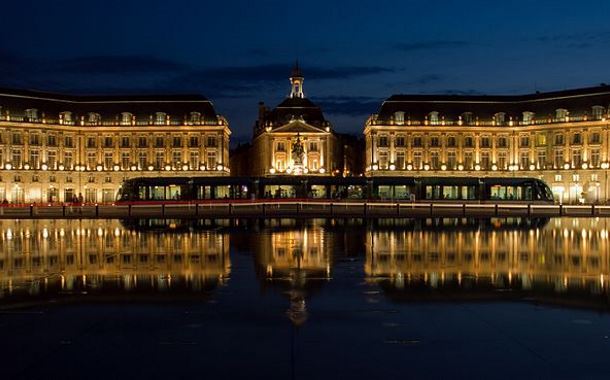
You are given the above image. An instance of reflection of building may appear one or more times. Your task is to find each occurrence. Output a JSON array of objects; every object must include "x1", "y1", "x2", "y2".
[
  {"x1": 0, "y1": 219, "x2": 230, "y2": 300},
  {"x1": 0, "y1": 90, "x2": 230, "y2": 203},
  {"x1": 365, "y1": 86, "x2": 610, "y2": 203},
  {"x1": 249, "y1": 64, "x2": 343, "y2": 177},
  {"x1": 365, "y1": 218, "x2": 610, "y2": 296}
]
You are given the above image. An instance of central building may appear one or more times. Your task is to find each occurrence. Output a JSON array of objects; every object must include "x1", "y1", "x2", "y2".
[{"x1": 250, "y1": 64, "x2": 339, "y2": 176}]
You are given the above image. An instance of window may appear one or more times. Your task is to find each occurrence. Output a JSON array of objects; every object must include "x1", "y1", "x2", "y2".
[
  {"x1": 572, "y1": 150, "x2": 582, "y2": 167},
  {"x1": 554, "y1": 149, "x2": 564, "y2": 168},
  {"x1": 379, "y1": 151, "x2": 389, "y2": 169},
  {"x1": 536, "y1": 134, "x2": 547, "y2": 146},
  {"x1": 47, "y1": 134, "x2": 57, "y2": 147},
  {"x1": 590, "y1": 132, "x2": 601, "y2": 144},
  {"x1": 190, "y1": 112, "x2": 201, "y2": 124},
  {"x1": 592, "y1": 174, "x2": 599, "y2": 182},
  {"x1": 429, "y1": 111, "x2": 439, "y2": 125},
  {"x1": 592, "y1": 106, "x2": 605, "y2": 120},
  {"x1": 121, "y1": 137, "x2": 130, "y2": 148},
  {"x1": 413, "y1": 152, "x2": 422, "y2": 169},
  {"x1": 276, "y1": 142, "x2": 286, "y2": 152},
  {"x1": 29, "y1": 134, "x2": 40, "y2": 146},
  {"x1": 480, "y1": 136, "x2": 490, "y2": 148},
  {"x1": 396, "y1": 152, "x2": 405, "y2": 169},
  {"x1": 555, "y1": 174, "x2": 562, "y2": 182},
  {"x1": 120, "y1": 112, "x2": 133, "y2": 125},
  {"x1": 430, "y1": 152, "x2": 440, "y2": 169},
  {"x1": 87, "y1": 137, "x2": 96, "y2": 148},
  {"x1": 591, "y1": 149, "x2": 601, "y2": 167},
  {"x1": 121, "y1": 152, "x2": 130, "y2": 169},
  {"x1": 64, "y1": 152, "x2": 73, "y2": 169},
  {"x1": 497, "y1": 152, "x2": 507, "y2": 170},
  {"x1": 537, "y1": 151, "x2": 546, "y2": 169},
  {"x1": 496, "y1": 136, "x2": 507, "y2": 148},
  {"x1": 172, "y1": 136, "x2": 182, "y2": 148},
  {"x1": 64, "y1": 136, "x2": 74, "y2": 148},
  {"x1": 155, "y1": 112, "x2": 167, "y2": 125},
  {"x1": 394, "y1": 111, "x2": 405, "y2": 125},
  {"x1": 447, "y1": 152, "x2": 457, "y2": 169},
  {"x1": 412, "y1": 136, "x2": 422, "y2": 147},
  {"x1": 309, "y1": 141, "x2": 318, "y2": 151},
  {"x1": 155, "y1": 152, "x2": 165, "y2": 168},
  {"x1": 29, "y1": 150, "x2": 40, "y2": 169},
  {"x1": 104, "y1": 136, "x2": 114, "y2": 148},
  {"x1": 395, "y1": 136, "x2": 406, "y2": 147},
  {"x1": 104, "y1": 153, "x2": 113, "y2": 169},
  {"x1": 47, "y1": 151, "x2": 57, "y2": 169},
  {"x1": 572, "y1": 174, "x2": 580, "y2": 182},
  {"x1": 519, "y1": 136, "x2": 529, "y2": 148},
  {"x1": 378, "y1": 136, "x2": 388, "y2": 147},
  {"x1": 494, "y1": 112, "x2": 506, "y2": 125},
  {"x1": 430, "y1": 136, "x2": 440, "y2": 147},
  {"x1": 188, "y1": 136, "x2": 199, "y2": 148},
  {"x1": 87, "y1": 152, "x2": 96, "y2": 169},
  {"x1": 481, "y1": 152, "x2": 490, "y2": 169},
  {"x1": 155, "y1": 136, "x2": 165, "y2": 148},
  {"x1": 172, "y1": 151, "x2": 181, "y2": 166},
  {"x1": 464, "y1": 136, "x2": 474, "y2": 148},
  {"x1": 572, "y1": 133, "x2": 582, "y2": 145},
  {"x1": 11, "y1": 149, "x2": 21, "y2": 168},
  {"x1": 12, "y1": 133, "x2": 22, "y2": 145},
  {"x1": 138, "y1": 152, "x2": 147, "y2": 169},
  {"x1": 206, "y1": 136, "x2": 217, "y2": 147},
  {"x1": 25, "y1": 108, "x2": 38, "y2": 122},
  {"x1": 60, "y1": 111, "x2": 72, "y2": 124},
  {"x1": 207, "y1": 151, "x2": 216, "y2": 169},
  {"x1": 447, "y1": 136, "x2": 456, "y2": 147},
  {"x1": 520, "y1": 152, "x2": 529, "y2": 169},
  {"x1": 464, "y1": 152, "x2": 473, "y2": 169},
  {"x1": 189, "y1": 151, "x2": 199, "y2": 169},
  {"x1": 139, "y1": 137, "x2": 148, "y2": 148},
  {"x1": 88, "y1": 112, "x2": 101, "y2": 124},
  {"x1": 555, "y1": 108, "x2": 568, "y2": 120},
  {"x1": 522, "y1": 111, "x2": 535, "y2": 125},
  {"x1": 554, "y1": 134, "x2": 564, "y2": 145}
]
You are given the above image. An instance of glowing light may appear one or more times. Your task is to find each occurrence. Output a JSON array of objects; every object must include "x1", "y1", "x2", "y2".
[
  {"x1": 216, "y1": 164, "x2": 223, "y2": 171},
  {"x1": 58, "y1": 164, "x2": 65, "y2": 171},
  {"x1": 164, "y1": 165, "x2": 171, "y2": 171},
  {"x1": 563, "y1": 163, "x2": 571, "y2": 170},
  {"x1": 303, "y1": 168, "x2": 309, "y2": 174},
  {"x1": 199, "y1": 165, "x2": 206, "y2": 171},
  {"x1": 130, "y1": 165, "x2": 138, "y2": 171},
  {"x1": 406, "y1": 164, "x2": 413, "y2": 171},
  {"x1": 269, "y1": 168, "x2": 276, "y2": 174},
  {"x1": 529, "y1": 164, "x2": 536, "y2": 171},
  {"x1": 286, "y1": 167, "x2": 293, "y2": 174},
  {"x1": 491, "y1": 164, "x2": 498, "y2": 171},
  {"x1": 96, "y1": 165, "x2": 103, "y2": 171},
  {"x1": 457, "y1": 164, "x2": 464, "y2": 171},
  {"x1": 182, "y1": 164, "x2": 189, "y2": 171},
  {"x1": 319, "y1": 168, "x2": 326, "y2": 174},
  {"x1": 423, "y1": 164, "x2": 430, "y2": 171},
  {"x1": 582, "y1": 163, "x2": 589, "y2": 169},
  {"x1": 389, "y1": 164, "x2": 396, "y2": 170},
  {"x1": 148, "y1": 165, "x2": 155, "y2": 171},
  {"x1": 474, "y1": 164, "x2": 481, "y2": 171},
  {"x1": 113, "y1": 165, "x2": 120, "y2": 171},
  {"x1": 23, "y1": 163, "x2": 30, "y2": 170},
  {"x1": 440, "y1": 164, "x2": 447, "y2": 171},
  {"x1": 372, "y1": 164, "x2": 379, "y2": 171},
  {"x1": 41, "y1": 164, "x2": 48, "y2": 171}
]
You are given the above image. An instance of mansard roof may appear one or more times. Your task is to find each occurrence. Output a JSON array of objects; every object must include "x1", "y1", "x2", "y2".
[
  {"x1": 268, "y1": 97, "x2": 327, "y2": 127},
  {"x1": 376, "y1": 85, "x2": 610, "y2": 122},
  {"x1": 0, "y1": 88, "x2": 221, "y2": 123}
]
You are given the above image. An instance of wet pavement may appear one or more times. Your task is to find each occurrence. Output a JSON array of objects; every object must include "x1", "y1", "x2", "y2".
[{"x1": 1, "y1": 217, "x2": 610, "y2": 379}]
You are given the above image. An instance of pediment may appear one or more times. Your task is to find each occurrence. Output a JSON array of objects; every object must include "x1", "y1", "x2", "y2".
[{"x1": 272, "y1": 120, "x2": 328, "y2": 134}]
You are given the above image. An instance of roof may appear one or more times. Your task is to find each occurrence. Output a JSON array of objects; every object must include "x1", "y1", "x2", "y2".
[
  {"x1": 0, "y1": 87, "x2": 220, "y2": 123},
  {"x1": 267, "y1": 97, "x2": 327, "y2": 127},
  {"x1": 376, "y1": 85, "x2": 610, "y2": 122}
]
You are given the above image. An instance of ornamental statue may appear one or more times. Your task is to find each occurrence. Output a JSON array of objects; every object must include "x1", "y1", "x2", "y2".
[{"x1": 291, "y1": 135, "x2": 305, "y2": 166}]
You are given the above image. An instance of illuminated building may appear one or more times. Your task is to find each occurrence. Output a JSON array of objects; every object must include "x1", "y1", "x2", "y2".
[
  {"x1": 249, "y1": 64, "x2": 342, "y2": 176},
  {"x1": 364, "y1": 86, "x2": 610, "y2": 203},
  {"x1": 0, "y1": 89, "x2": 230, "y2": 203}
]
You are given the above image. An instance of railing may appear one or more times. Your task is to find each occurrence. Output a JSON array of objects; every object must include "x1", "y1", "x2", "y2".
[{"x1": 0, "y1": 200, "x2": 607, "y2": 219}]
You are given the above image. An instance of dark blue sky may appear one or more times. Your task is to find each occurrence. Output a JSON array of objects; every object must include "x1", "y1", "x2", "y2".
[{"x1": 2, "y1": 0, "x2": 610, "y2": 142}]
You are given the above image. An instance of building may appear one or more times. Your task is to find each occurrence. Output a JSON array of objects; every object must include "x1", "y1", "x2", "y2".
[
  {"x1": 364, "y1": 85, "x2": 610, "y2": 203},
  {"x1": 0, "y1": 89, "x2": 230, "y2": 203},
  {"x1": 250, "y1": 64, "x2": 343, "y2": 176}
]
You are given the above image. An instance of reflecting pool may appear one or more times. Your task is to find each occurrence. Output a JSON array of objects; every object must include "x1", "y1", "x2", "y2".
[{"x1": 2, "y1": 217, "x2": 610, "y2": 378}]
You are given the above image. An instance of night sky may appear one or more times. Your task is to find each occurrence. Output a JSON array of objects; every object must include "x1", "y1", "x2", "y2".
[{"x1": 2, "y1": 0, "x2": 610, "y2": 143}]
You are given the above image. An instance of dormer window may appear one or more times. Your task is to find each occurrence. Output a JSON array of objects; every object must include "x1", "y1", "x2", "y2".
[
  {"x1": 88, "y1": 112, "x2": 101, "y2": 125},
  {"x1": 522, "y1": 111, "x2": 535, "y2": 125},
  {"x1": 394, "y1": 111, "x2": 405, "y2": 125},
  {"x1": 190, "y1": 112, "x2": 201, "y2": 124},
  {"x1": 592, "y1": 106, "x2": 605, "y2": 120},
  {"x1": 461, "y1": 112, "x2": 474, "y2": 125},
  {"x1": 555, "y1": 108, "x2": 568, "y2": 121},
  {"x1": 120, "y1": 112, "x2": 133, "y2": 125},
  {"x1": 155, "y1": 112, "x2": 167, "y2": 125},
  {"x1": 60, "y1": 111, "x2": 72, "y2": 125},
  {"x1": 428, "y1": 111, "x2": 439, "y2": 125},
  {"x1": 494, "y1": 112, "x2": 506, "y2": 126},
  {"x1": 25, "y1": 108, "x2": 38, "y2": 122}
]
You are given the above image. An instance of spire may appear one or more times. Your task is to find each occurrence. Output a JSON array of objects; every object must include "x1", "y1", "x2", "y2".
[{"x1": 289, "y1": 61, "x2": 304, "y2": 98}]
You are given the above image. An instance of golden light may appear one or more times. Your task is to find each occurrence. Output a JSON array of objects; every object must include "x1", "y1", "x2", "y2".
[
  {"x1": 582, "y1": 163, "x2": 589, "y2": 169},
  {"x1": 563, "y1": 163, "x2": 571, "y2": 170},
  {"x1": 440, "y1": 164, "x2": 447, "y2": 171},
  {"x1": 131, "y1": 165, "x2": 138, "y2": 171},
  {"x1": 389, "y1": 164, "x2": 396, "y2": 170},
  {"x1": 96, "y1": 165, "x2": 103, "y2": 171},
  {"x1": 164, "y1": 164, "x2": 172, "y2": 171},
  {"x1": 113, "y1": 165, "x2": 120, "y2": 171},
  {"x1": 319, "y1": 168, "x2": 326, "y2": 174},
  {"x1": 372, "y1": 164, "x2": 379, "y2": 171},
  {"x1": 529, "y1": 164, "x2": 536, "y2": 171},
  {"x1": 269, "y1": 168, "x2": 276, "y2": 174},
  {"x1": 457, "y1": 164, "x2": 464, "y2": 171},
  {"x1": 182, "y1": 164, "x2": 189, "y2": 171},
  {"x1": 216, "y1": 164, "x2": 223, "y2": 171},
  {"x1": 41, "y1": 163, "x2": 48, "y2": 171},
  {"x1": 423, "y1": 164, "x2": 430, "y2": 171},
  {"x1": 199, "y1": 165, "x2": 206, "y2": 171},
  {"x1": 58, "y1": 164, "x2": 65, "y2": 171},
  {"x1": 491, "y1": 164, "x2": 497, "y2": 171},
  {"x1": 148, "y1": 165, "x2": 155, "y2": 171},
  {"x1": 474, "y1": 164, "x2": 481, "y2": 171},
  {"x1": 406, "y1": 164, "x2": 413, "y2": 171}
]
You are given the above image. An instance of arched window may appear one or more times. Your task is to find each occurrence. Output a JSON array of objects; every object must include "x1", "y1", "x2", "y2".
[
  {"x1": 494, "y1": 112, "x2": 506, "y2": 125},
  {"x1": 428, "y1": 111, "x2": 439, "y2": 125},
  {"x1": 60, "y1": 111, "x2": 72, "y2": 125},
  {"x1": 120, "y1": 112, "x2": 133, "y2": 125},
  {"x1": 522, "y1": 111, "x2": 535, "y2": 125},
  {"x1": 190, "y1": 112, "x2": 201, "y2": 124},
  {"x1": 155, "y1": 112, "x2": 167, "y2": 125},
  {"x1": 555, "y1": 108, "x2": 568, "y2": 120},
  {"x1": 394, "y1": 111, "x2": 405, "y2": 125},
  {"x1": 592, "y1": 106, "x2": 605, "y2": 120},
  {"x1": 25, "y1": 108, "x2": 38, "y2": 122},
  {"x1": 88, "y1": 112, "x2": 101, "y2": 125}
]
